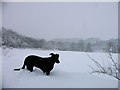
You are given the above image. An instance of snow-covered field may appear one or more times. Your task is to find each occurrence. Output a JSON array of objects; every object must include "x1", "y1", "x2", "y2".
[
  {"x1": 2, "y1": 48, "x2": 118, "y2": 88},
  {"x1": 0, "y1": 48, "x2": 2, "y2": 89}
]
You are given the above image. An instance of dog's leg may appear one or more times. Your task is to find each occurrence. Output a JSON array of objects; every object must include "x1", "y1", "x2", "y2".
[
  {"x1": 22, "y1": 59, "x2": 27, "y2": 69},
  {"x1": 43, "y1": 70, "x2": 46, "y2": 73},
  {"x1": 22, "y1": 64, "x2": 25, "y2": 69},
  {"x1": 30, "y1": 67, "x2": 33, "y2": 72},
  {"x1": 46, "y1": 71, "x2": 50, "y2": 75},
  {"x1": 27, "y1": 65, "x2": 33, "y2": 72}
]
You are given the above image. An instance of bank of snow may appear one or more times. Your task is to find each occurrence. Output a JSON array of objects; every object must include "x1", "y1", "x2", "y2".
[
  {"x1": 0, "y1": 48, "x2": 2, "y2": 89},
  {"x1": 2, "y1": 48, "x2": 118, "y2": 88}
]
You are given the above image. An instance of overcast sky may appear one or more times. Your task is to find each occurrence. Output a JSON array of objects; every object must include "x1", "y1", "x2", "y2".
[{"x1": 2, "y1": 2, "x2": 118, "y2": 40}]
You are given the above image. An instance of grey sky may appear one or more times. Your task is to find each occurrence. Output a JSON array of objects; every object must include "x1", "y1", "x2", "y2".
[
  {"x1": 0, "y1": 2, "x2": 2, "y2": 29},
  {"x1": 2, "y1": 2, "x2": 118, "y2": 40}
]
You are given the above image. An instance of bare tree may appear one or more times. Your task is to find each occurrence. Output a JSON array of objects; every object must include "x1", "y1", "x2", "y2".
[{"x1": 87, "y1": 53, "x2": 120, "y2": 80}]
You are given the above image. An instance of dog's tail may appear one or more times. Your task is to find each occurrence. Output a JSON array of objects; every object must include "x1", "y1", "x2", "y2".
[
  {"x1": 14, "y1": 68, "x2": 21, "y2": 71},
  {"x1": 14, "y1": 62, "x2": 26, "y2": 71}
]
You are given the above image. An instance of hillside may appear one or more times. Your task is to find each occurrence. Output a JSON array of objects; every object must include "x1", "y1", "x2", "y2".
[
  {"x1": 2, "y1": 27, "x2": 118, "y2": 53},
  {"x1": 2, "y1": 27, "x2": 45, "y2": 48},
  {"x1": 0, "y1": 29, "x2": 1, "y2": 46}
]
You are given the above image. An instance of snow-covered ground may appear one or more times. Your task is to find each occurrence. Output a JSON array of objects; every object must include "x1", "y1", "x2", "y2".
[
  {"x1": 2, "y1": 48, "x2": 118, "y2": 88},
  {"x1": 0, "y1": 47, "x2": 2, "y2": 89}
]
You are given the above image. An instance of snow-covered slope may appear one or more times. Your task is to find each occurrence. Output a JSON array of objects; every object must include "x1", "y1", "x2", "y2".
[
  {"x1": 0, "y1": 48, "x2": 2, "y2": 89},
  {"x1": 2, "y1": 48, "x2": 118, "y2": 88}
]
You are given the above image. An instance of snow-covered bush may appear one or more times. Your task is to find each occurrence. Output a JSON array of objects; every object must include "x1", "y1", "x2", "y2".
[{"x1": 88, "y1": 53, "x2": 120, "y2": 80}]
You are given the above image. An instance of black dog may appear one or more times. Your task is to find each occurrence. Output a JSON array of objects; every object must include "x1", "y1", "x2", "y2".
[{"x1": 14, "y1": 53, "x2": 60, "y2": 75}]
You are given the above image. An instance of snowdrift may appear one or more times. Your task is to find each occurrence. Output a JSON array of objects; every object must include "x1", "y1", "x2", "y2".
[{"x1": 2, "y1": 48, "x2": 118, "y2": 88}]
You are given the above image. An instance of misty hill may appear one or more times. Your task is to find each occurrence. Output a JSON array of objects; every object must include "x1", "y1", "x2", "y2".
[
  {"x1": 53, "y1": 38, "x2": 100, "y2": 44},
  {"x1": 51, "y1": 38, "x2": 118, "y2": 52},
  {"x1": 2, "y1": 27, "x2": 46, "y2": 48},
  {"x1": 0, "y1": 29, "x2": 1, "y2": 46},
  {"x1": 2, "y1": 27, "x2": 118, "y2": 53}
]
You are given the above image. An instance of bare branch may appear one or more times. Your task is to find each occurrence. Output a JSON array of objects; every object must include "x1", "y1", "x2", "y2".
[
  {"x1": 88, "y1": 65, "x2": 95, "y2": 71},
  {"x1": 106, "y1": 53, "x2": 118, "y2": 70},
  {"x1": 87, "y1": 53, "x2": 120, "y2": 80},
  {"x1": 87, "y1": 54, "x2": 106, "y2": 72}
]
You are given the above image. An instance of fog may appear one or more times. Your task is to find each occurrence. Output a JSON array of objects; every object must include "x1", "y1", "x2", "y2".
[{"x1": 2, "y1": 2, "x2": 118, "y2": 40}]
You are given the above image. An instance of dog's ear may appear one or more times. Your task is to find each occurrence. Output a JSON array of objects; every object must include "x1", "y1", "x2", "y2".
[
  {"x1": 56, "y1": 54, "x2": 59, "y2": 57},
  {"x1": 49, "y1": 53, "x2": 54, "y2": 56}
]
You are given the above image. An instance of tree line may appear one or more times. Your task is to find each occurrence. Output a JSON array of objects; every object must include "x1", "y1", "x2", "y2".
[{"x1": 1, "y1": 27, "x2": 119, "y2": 53}]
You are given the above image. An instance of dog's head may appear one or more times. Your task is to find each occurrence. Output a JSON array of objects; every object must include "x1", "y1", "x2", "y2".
[{"x1": 49, "y1": 53, "x2": 60, "y2": 64}]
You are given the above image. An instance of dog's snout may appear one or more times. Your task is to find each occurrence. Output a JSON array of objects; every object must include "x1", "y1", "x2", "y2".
[{"x1": 57, "y1": 60, "x2": 60, "y2": 63}]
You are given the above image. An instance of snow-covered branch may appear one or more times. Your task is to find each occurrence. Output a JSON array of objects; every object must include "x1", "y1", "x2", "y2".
[{"x1": 88, "y1": 53, "x2": 120, "y2": 80}]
